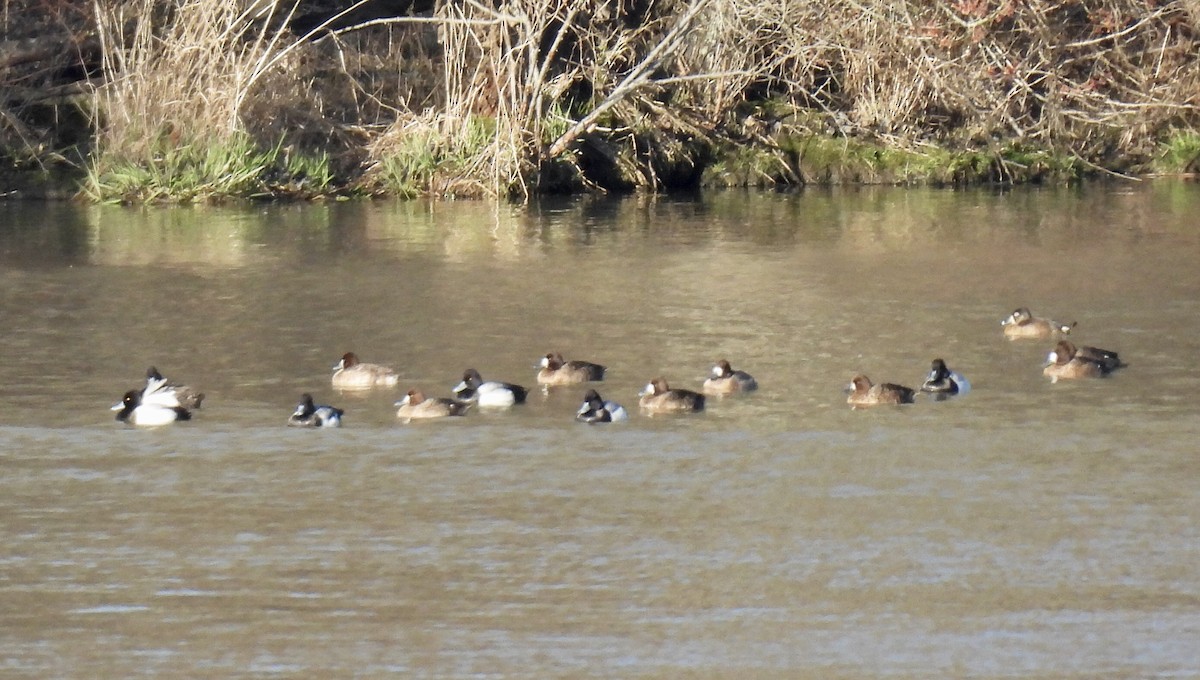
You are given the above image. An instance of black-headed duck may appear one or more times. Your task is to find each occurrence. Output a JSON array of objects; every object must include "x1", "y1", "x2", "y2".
[
  {"x1": 920, "y1": 358, "x2": 970, "y2": 398},
  {"x1": 576, "y1": 388, "x2": 628, "y2": 423},
  {"x1": 288, "y1": 393, "x2": 344, "y2": 427},
  {"x1": 112, "y1": 389, "x2": 191, "y2": 426},
  {"x1": 453, "y1": 368, "x2": 529, "y2": 407}
]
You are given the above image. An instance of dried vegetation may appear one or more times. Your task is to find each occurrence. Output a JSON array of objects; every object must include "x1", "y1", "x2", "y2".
[{"x1": 1, "y1": 0, "x2": 1199, "y2": 200}]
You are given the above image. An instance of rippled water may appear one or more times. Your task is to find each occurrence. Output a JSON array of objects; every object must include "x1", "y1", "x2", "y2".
[{"x1": 2, "y1": 185, "x2": 1199, "y2": 677}]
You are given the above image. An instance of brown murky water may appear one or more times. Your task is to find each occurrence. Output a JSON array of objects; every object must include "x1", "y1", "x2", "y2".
[{"x1": 2, "y1": 184, "x2": 1199, "y2": 677}]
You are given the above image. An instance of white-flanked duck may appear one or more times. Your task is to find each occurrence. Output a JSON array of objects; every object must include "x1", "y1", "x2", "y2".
[
  {"x1": 288, "y1": 393, "x2": 344, "y2": 427},
  {"x1": 112, "y1": 389, "x2": 191, "y2": 426},
  {"x1": 453, "y1": 368, "x2": 528, "y2": 407},
  {"x1": 920, "y1": 358, "x2": 970, "y2": 399},
  {"x1": 576, "y1": 389, "x2": 629, "y2": 423}
]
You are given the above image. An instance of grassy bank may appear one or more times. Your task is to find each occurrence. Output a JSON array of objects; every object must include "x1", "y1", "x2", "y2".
[{"x1": 3, "y1": 0, "x2": 1200, "y2": 201}]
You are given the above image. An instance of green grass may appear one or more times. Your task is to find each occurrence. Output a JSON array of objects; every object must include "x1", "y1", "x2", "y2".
[
  {"x1": 372, "y1": 130, "x2": 445, "y2": 199},
  {"x1": 705, "y1": 132, "x2": 1086, "y2": 187},
  {"x1": 1154, "y1": 132, "x2": 1200, "y2": 174},
  {"x1": 370, "y1": 116, "x2": 518, "y2": 198},
  {"x1": 83, "y1": 132, "x2": 334, "y2": 203}
]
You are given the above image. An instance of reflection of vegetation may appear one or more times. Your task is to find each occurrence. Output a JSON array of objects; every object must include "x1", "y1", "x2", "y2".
[
  {"x1": 1149, "y1": 179, "x2": 1200, "y2": 230},
  {"x1": 0, "y1": 204, "x2": 94, "y2": 263},
  {"x1": 5, "y1": 185, "x2": 1191, "y2": 269},
  {"x1": 87, "y1": 209, "x2": 256, "y2": 266},
  {"x1": 83, "y1": 203, "x2": 339, "y2": 266}
]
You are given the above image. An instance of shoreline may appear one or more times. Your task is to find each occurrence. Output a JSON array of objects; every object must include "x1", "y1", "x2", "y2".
[
  {"x1": 3, "y1": 1, "x2": 1199, "y2": 203},
  {"x1": 3, "y1": 130, "x2": 1190, "y2": 204}
]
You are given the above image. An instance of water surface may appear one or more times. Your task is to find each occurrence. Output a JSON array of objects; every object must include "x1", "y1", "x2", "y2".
[{"x1": 1, "y1": 184, "x2": 1199, "y2": 677}]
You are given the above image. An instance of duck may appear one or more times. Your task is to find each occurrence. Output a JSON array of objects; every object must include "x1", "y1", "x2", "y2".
[
  {"x1": 453, "y1": 368, "x2": 529, "y2": 407},
  {"x1": 1074, "y1": 342, "x2": 1122, "y2": 373},
  {"x1": 576, "y1": 389, "x2": 629, "y2": 423},
  {"x1": 701, "y1": 359, "x2": 758, "y2": 395},
  {"x1": 847, "y1": 374, "x2": 916, "y2": 407},
  {"x1": 536, "y1": 352, "x2": 606, "y2": 385},
  {"x1": 395, "y1": 388, "x2": 471, "y2": 419},
  {"x1": 112, "y1": 389, "x2": 191, "y2": 426},
  {"x1": 144, "y1": 366, "x2": 205, "y2": 409},
  {"x1": 288, "y1": 393, "x2": 344, "y2": 427},
  {"x1": 1043, "y1": 340, "x2": 1119, "y2": 382},
  {"x1": 1001, "y1": 307, "x2": 1076, "y2": 339},
  {"x1": 639, "y1": 377, "x2": 705, "y2": 414},
  {"x1": 331, "y1": 352, "x2": 399, "y2": 389},
  {"x1": 920, "y1": 358, "x2": 970, "y2": 398}
]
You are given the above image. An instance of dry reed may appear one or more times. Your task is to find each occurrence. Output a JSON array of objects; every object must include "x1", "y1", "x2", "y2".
[{"x1": 66, "y1": 0, "x2": 1200, "y2": 198}]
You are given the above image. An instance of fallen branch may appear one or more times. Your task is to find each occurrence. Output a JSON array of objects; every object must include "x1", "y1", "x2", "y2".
[{"x1": 545, "y1": 0, "x2": 713, "y2": 159}]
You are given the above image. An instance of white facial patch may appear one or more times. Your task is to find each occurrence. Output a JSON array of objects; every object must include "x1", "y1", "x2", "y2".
[
  {"x1": 540, "y1": 356, "x2": 551, "y2": 368},
  {"x1": 1047, "y1": 351, "x2": 1058, "y2": 364},
  {"x1": 711, "y1": 365, "x2": 723, "y2": 378}
]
